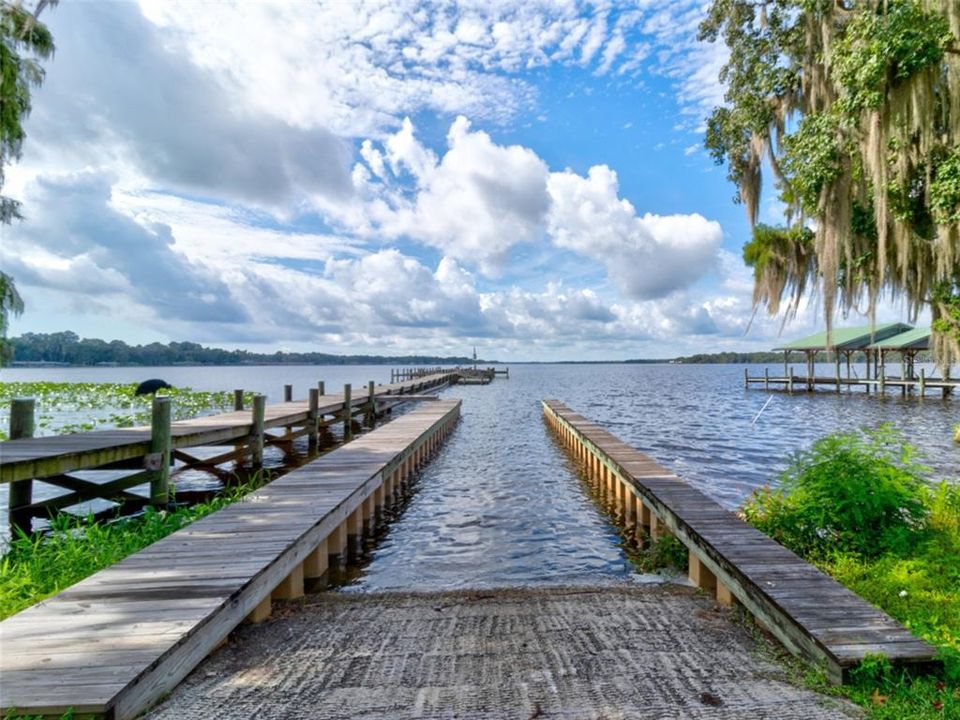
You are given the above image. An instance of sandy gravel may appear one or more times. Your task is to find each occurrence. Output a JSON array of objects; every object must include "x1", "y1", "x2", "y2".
[{"x1": 145, "y1": 585, "x2": 860, "y2": 720}]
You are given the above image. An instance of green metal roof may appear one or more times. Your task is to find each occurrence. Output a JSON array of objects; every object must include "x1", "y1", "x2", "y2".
[
  {"x1": 868, "y1": 326, "x2": 931, "y2": 351},
  {"x1": 773, "y1": 323, "x2": 912, "y2": 351}
]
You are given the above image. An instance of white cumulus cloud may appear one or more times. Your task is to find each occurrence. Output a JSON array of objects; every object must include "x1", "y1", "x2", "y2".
[{"x1": 546, "y1": 165, "x2": 723, "y2": 299}]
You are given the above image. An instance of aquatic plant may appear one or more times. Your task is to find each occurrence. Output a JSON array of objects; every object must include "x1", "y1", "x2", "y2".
[{"x1": 0, "y1": 381, "x2": 252, "y2": 439}]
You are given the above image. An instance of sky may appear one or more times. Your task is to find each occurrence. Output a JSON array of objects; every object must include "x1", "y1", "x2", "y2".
[{"x1": 2, "y1": 0, "x2": 921, "y2": 361}]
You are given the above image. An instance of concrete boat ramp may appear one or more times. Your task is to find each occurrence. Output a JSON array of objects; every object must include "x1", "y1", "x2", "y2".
[{"x1": 145, "y1": 587, "x2": 858, "y2": 720}]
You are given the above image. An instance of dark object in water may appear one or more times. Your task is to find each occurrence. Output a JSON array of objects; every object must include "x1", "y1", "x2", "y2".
[
  {"x1": 135, "y1": 379, "x2": 173, "y2": 396},
  {"x1": 699, "y1": 691, "x2": 724, "y2": 707}
]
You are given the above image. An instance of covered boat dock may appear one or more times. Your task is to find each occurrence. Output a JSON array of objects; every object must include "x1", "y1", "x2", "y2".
[{"x1": 745, "y1": 324, "x2": 957, "y2": 397}]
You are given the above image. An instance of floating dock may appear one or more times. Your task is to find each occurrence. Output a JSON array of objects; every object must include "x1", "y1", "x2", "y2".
[
  {"x1": 0, "y1": 399, "x2": 461, "y2": 719},
  {"x1": 542, "y1": 399, "x2": 940, "y2": 685}
]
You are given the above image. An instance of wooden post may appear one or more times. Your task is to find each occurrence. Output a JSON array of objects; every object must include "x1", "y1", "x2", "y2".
[
  {"x1": 688, "y1": 554, "x2": 717, "y2": 592},
  {"x1": 346, "y1": 508, "x2": 362, "y2": 564},
  {"x1": 879, "y1": 365, "x2": 886, "y2": 394},
  {"x1": 367, "y1": 380, "x2": 376, "y2": 425},
  {"x1": 343, "y1": 383, "x2": 352, "y2": 440},
  {"x1": 272, "y1": 563, "x2": 304, "y2": 601},
  {"x1": 743, "y1": 368, "x2": 748, "y2": 388},
  {"x1": 308, "y1": 388, "x2": 319, "y2": 452},
  {"x1": 318, "y1": 380, "x2": 325, "y2": 396},
  {"x1": 835, "y1": 354, "x2": 841, "y2": 393},
  {"x1": 764, "y1": 367, "x2": 769, "y2": 390},
  {"x1": 234, "y1": 389, "x2": 244, "y2": 411},
  {"x1": 284, "y1": 384, "x2": 293, "y2": 402},
  {"x1": 716, "y1": 581, "x2": 737, "y2": 607},
  {"x1": 304, "y1": 538, "x2": 329, "y2": 587},
  {"x1": 8, "y1": 398, "x2": 36, "y2": 536},
  {"x1": 149, "y1": 397, "x2": 172, "y2": 507},
  {"x1": 919, "y1": 368, "x2": 926, "y2": 397},
  {"x1": 246, "y1": 596, "x2": 271, "y2": 624},
  {"x1": 865, "y1": 351, "x2": 871, "y2": 394},
  {"x1": 251, "y1": 394, "x2": 266, "y2": 466}
]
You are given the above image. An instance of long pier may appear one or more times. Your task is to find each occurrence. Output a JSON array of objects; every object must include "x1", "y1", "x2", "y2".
[
  {"x1": 542, "y1": 399, "x2": 939, "y2": 684},
  {"x1": 0, "y1": 371, "x2": 458, "y2": 533},
  {"x1": 0, "y1": 399, "x2": 461, "y2": 719}
]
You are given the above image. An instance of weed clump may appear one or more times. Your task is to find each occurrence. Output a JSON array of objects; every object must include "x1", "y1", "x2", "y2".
[{"x1": 743, "y1": 424, "x2": 931, "y2": 558}]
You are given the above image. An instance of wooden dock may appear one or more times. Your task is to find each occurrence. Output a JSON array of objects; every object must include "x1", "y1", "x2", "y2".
[
  {"x1": 0, "y1": 399, "x2": 461, "y2": 719},
  {"x1": 542, "y1": 399, "x2": 939, "y2": 684},
  {"x1": 0, "y1": 371, "x2": 458, "y2": 533}
]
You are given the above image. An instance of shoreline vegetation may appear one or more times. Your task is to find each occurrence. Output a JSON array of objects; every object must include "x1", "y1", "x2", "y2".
[
  {"x1": 0, "y1": 478, "x2": 268, "y2": 621},
  {"x1": 5, "y1": 331, "x2": 940, "y2": 368},
  {"x1": 743, "y1": 426, "x2": 959, "y2": 718}
]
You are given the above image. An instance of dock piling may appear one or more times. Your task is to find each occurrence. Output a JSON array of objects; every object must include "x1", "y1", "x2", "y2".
[
  {"x1": 233, "y1": 389, "x2": 244, "y2": 411},
  {"x1": 318, "y1": 380, "x2": 325, "y2": 396},
  {"x1": 367, "y1": 380, "x2": 376, "y2": 425},
  {"x1": 8, "y1": 398, "x2": 36, "y2": 536},
  {"x1": 284, "y1": 384, "x2": 293, "y2": 402},
  {"x1": 343, "y1": 384, "x2": 353, "y2": 440},
  {"x1": 148, "y1": 397, "x2": 172, "y2": 507},
  {"x1": 251, "y1": 395, "x2": 266, "y2": 466},
  {"x1": 304, "y1": 539, "x2": 329, "y2": 587},
  {"x1": 308, "y1": 388, "x2": 320, "y2": 452}
]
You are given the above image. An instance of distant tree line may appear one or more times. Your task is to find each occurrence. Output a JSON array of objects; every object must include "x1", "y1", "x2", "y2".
[
  {"x1": 5, "y1": 332, "x2": 482, "y2": 367},
  {"x1": 666, "y1": 350, "x2": 936, "y2": 364}
]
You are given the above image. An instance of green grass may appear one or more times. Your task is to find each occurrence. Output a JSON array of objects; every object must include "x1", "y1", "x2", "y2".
[
  {"x1": 743, "y1": 426, "x2": 960, "y2": 718},
  {"x1": 0, "y1": 477, "x2": 269, "y2": 621}
]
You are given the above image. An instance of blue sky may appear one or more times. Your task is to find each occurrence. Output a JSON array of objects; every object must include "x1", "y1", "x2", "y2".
[{"x1": 2, "y1": 1, "x2": 912, "y2": 360}]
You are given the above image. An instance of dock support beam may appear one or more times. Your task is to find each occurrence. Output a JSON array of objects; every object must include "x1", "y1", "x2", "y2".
[
  {"x1": 149, "y1": 397, "x2": 172, "y2": 507},
  {"x1": 234, "y1": 389, "x2": 244, "y2": 411},
  {"x1": 284, "y1": 384, "x2": 293, "y2": 402},
  {"x1": 8, "y1": 398, "x2": 36, "y2": 536}
]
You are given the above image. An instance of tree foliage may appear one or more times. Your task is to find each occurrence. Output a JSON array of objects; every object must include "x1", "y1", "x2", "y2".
[
  {"x1": 0, "y1": 0, "x2": 57, "y2": 357},
  {"x1": 701, "y1": 1, "x2": 960, "y2": 369}
]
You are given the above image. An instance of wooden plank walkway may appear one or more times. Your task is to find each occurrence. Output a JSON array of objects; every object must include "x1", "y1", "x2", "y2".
[
  {"x1": 0, "y1": 372, "x2": 457, "y2": 484},
  {"x1": 0, "y1": 399, "x2": 461, "y2": 719},
  {"x1": 542, "y1": 399, "x2": 939, "y2": 684}
]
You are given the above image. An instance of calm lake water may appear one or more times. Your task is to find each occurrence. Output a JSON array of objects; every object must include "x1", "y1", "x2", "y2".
[{"x1": 1, "y1": 363, "x2": 957, "y2": 589}]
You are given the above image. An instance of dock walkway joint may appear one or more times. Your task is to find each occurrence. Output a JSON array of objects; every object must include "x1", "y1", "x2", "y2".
[
  {"x1": 0, "y1": 399, "x2": 461, "y2": 720},
  {"x1": 542, "y1": 399, "x2": 939, "y2": 685}
]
